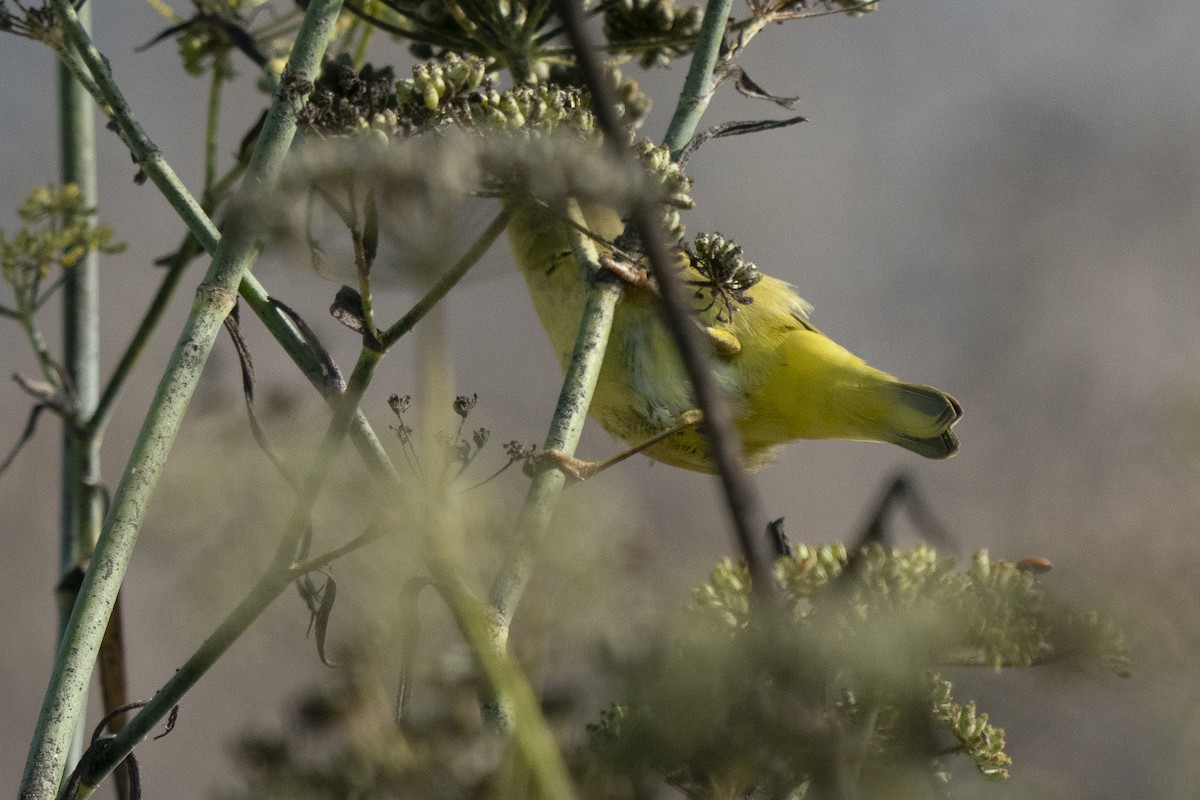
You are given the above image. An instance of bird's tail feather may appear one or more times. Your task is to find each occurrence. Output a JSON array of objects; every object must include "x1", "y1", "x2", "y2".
[{"x1": 878, "y1": 382, "x2": 962, "y2": 459}]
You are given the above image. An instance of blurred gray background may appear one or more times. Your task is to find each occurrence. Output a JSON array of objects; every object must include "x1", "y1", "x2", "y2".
[{"x1": 3, "y1": 0, "x2": 1200, "y2": 797}]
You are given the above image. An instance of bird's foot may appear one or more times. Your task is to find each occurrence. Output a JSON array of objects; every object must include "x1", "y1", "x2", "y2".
[
  {"x1": 523, "y1": 411, "x2": 705, "y2": 482},
  {"x1": 524, "y1": 450, "x2": 602, "y2": 482}
]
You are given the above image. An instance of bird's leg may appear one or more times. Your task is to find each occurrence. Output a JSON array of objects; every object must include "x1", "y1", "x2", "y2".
[{"x1": 529, "y1": 410, "x2": 704, "y2": 481}]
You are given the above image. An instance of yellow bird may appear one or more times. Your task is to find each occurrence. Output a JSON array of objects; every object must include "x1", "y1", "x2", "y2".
[{"x1": 507, "y1": 202, "x2": 962, "y2": 474}]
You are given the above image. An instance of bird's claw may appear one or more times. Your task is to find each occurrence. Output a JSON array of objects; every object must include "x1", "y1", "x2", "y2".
[{"x1": 524, "y1": 449, "x2": 599, "y2": 482}]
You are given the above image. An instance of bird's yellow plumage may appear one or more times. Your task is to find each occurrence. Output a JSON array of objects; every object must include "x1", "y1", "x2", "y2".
[{"x1": 507, "y1": 202, "x2": 961, "y2": 473}]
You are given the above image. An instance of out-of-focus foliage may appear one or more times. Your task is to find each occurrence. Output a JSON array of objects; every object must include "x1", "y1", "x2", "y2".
[
  {"x1": 256, "y1": 52, "x2": 695, "y2": 272},
  {"x1": 0, "y1": 184, "x2": 122, "y2": 299},
  {"x1": 602, "y1": 0, "x2": 701, "y2": 68},
  {"x1": 219, "y1": 647, "x2": 507, "y2": 800},
  {"x1": 582, "y1": 546, "x2": 1129, "y2": 799},
  {"x1": 290, "y1": 52, "x2": 684, "y2": 213},
  {"x1": 219, "y1": 546, "x2": 1128, "y2": 800},
  {"x1": 0, "y1": 183, "x2": 123, "y2": 426}
]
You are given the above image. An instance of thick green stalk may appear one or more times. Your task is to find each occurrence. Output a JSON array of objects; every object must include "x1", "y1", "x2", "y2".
[
  {"x1": 54, "y1": 0, "x2": 101, "y2": 781},
  {"x1": 45, "y1": 0, "x2": 394, "y2": 481},
  {"x1": 484, "y1": 200, "x2": 623, "y2": 728},
  {"x1": 19, "y1": 3, "x2": 345, "y2": 798},
  {"x1": 661, "y1": 0, "x2": 736, "y2": 157}
]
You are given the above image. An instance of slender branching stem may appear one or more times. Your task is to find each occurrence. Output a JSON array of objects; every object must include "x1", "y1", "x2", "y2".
[
  {"x1": 433, "y1": 567, "x2": 577, "y2": 800},
  {"x1": 347, "y1": 189, "x2": 381, "y2": 341},
  {"x1": 59, "y1": 205, "x2": 512, "y2": 793},
  {"x1": 202, "y1": 58, "x2": 229, "y2": 206},
  {"x1": 735, "y1": 2, "x2": 879, "y2": 45},
  {"x1": 51, "y1": 0, "x2": 217, "y2": 253},
  {"x1": 483, "y1": 199, "x2": 624, "y2": 728},
  {"x1": 54, "y1": 0, "x2": 102, "y2": 782},
  {"x1": 378, "y1": 207, "x2": 512, "y2": 349},
  {"x1": 90, "y1": 50, "x2": 227, "y2": 439},
  {"x1": 67, "y1": 346, "x2": 383, "y2": 799},
  {"x1": 43, "y1": 0, "x2": 399, "y2": 479},
  {"x1": 288, "y1": 519, "x2": 389, "y2": 575},
  {"x1": 93, "y1": 62, "x2": 231, "y2": 444},
  {"x1": 352, "y1": 18, "x2": 375, "y2": 68},
  {"x1": 19, "y1": 3, "x2": 345, "y2": 798},
  {"x1": 250, "y1": 8, "x2": 303, "y2": 42},
  {"x1": 44, "y1": 40, "x2": 104, "y2": 113},
  {"x1": 16, "y1": 297, "x2": 66, "y2": 395},
  {"x1": 87, "y1": 248, "x2": 193, "y2": 439},
  {"x1": 662, "y1": 0, "x2": 736, "y2": 157}
]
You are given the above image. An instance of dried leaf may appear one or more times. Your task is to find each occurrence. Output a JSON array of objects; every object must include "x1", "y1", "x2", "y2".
[
  {"x1": 314, "y1": 574, "x2": 338, "y2": 668},
  {"x1": 677, "y1": 116, "x2": 806, "y2": 168},
  {"x1": 726, "y1": 64, "x2": 799, "y2": 109}
]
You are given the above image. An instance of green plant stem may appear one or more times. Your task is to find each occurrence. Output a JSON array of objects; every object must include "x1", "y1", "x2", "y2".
[
  {"x1": 54, "y1": 0, "x2": 101, "y2": 783},
  {"x1": 250, "y1": 7, "x2": 303, "y2": 42},
  {"x1": 87, "y1": 245, "x2": 193, "y2": 439},
  {"x1": 484, "y1": 200, "x2": 623, "y2": 728},
  {"x1": 88, "y1": 52, "x2": 227, "y2": 441},
  {"x1": 68, "y1": 346, "x2": 383, "y2": 799},
  {"x1": 348, "y1": 191, "x2": 381, "y2": 341},
  {"x1": 43, "y1": 0, "x2": 397, "y2": 479},
  {"x1": 661, "y1": 0, "x2": 736, "y2": 157},
  {"x1": 61, "y1": 206, "x2": 509, "y2": 792},
  {"x1": 379, "y1": 207, "x2": 512, "y2": 348},
  {"x1": 560, "y1": 0, "x2": 774, "y2": 589},
  {"x1": 352, "y1": 16, "x2": 375, "y2": 68},
  {"x1": 19, "y1": 3, "x2": 345, "y2": 798},
  {"x1": 16, "y1": 294, "x2": 67, "y2": 395},
  {"x1": 45, "y1": 41, "x2": 104, "y2": 114},
  {"x1": 434, "y1": 568, "x2": 576, "y2": 800},
  {"x1": 203, "y1": 58, "x2": 228, "y2": 206},
  {"x1": 51, "y1": 1, "x2": 214, "y2": 257}
]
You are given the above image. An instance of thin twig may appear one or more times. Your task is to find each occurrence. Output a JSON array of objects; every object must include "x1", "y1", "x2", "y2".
[
  {"x1": 379, "y1": 207, "x2": 512, "y2": 348},
  {"x1": 483, "y1": 199, "x2": 625, "y2": 728},
  {"x1": 288, "y1": 519, "x2": 389, "y2": 575},
  {"x1": 88, "y1": 243, "x2": 194, "y2": 437}
]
